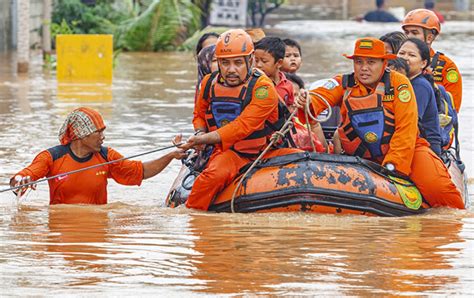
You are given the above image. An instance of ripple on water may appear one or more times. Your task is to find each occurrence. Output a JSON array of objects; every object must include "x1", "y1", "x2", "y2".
[{"x1": 0, "y1": 21, "x2": 474, "y2": 295}]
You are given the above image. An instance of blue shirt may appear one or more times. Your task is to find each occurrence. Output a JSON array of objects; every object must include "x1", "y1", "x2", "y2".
[
  {"x1": 363, "y1": 10, "x2": 399, "y2": 22},
  {"x1": 411, "y1": 75, "x2": 442, "y2": 155}
]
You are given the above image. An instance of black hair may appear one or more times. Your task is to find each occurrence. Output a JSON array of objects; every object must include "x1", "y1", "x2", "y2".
[
  {"x1": 255, "y1": 37, "x2": 286, "y2": 61},
  {"x1": 285, "y1": 72, "x2": 305, "y2": 89},
  {"x1": 388, "y1": 58, "x2": 409, "y2": 75},
  {"x1": 196, "y1": 32, "x2": 219, "y2": 55},
  {"x1": 402, "y1": 38, "x2": 443, "y2": 111},
  {"x1": 376, "y1": 0, "x2": 385, "y2": 8},
  {"x1": 425, "y1": 1, "x2": 435, "y2": 9},
  {"x1": 380, "y1": 31, "x2": 408, "y2": 54},
  {"x1": 282, "y1": 38, "x2": 302, "y2": 56},
  {"x1": 403, "y1": 38, "x2": 431, "y2": 70}
]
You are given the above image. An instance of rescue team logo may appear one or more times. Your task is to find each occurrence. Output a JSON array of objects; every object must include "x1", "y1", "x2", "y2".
[
  {"x1": 224, "y1": 33, "x2": 231, "y2": 45},
  {"x1": 364, "y1": 131, "x2": 378, "y2": 143},
  {"x1": 323, "y1": 79, "x2": 339, "y2": 90},
  {"x1": 446, "y1": 69, "x2": 459, "y2": 83},
  {"x1": 220, "y1": 119, "x2": 230, "y2": 127},
  {"x1": 96, "y1": 171, "x2": 107, "y2": 176},
  {"x1": 255, "y1": 86, "x2": 269, "y2": 99},
  {"x1": 398, "y1": 89, "x2": 411, "y2": 103},
  {"x1": 391, "y1": 176, "x2": 422, "y2": 210},
  {"x1": 359, "y1": 40, "x2": 373, "y2": 49}
]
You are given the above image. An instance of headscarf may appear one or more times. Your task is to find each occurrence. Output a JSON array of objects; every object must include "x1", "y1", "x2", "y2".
[
  {"x1": 58, "y1": 107, "x2": 106, "y2": 145},
  {"x1": 197, "y1": 45, "x2": 216, "y2": 86}
]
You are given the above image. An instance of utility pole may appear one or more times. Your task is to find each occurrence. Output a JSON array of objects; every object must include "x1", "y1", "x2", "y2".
[
  {"x1": 342, "y1": 0, "x2": 348, "y2": 20},
  {"x1": 42, "y1": 0, "x2": 52, "y2": 59},
  {"x1": 17, "y1": 0, "x2": 30, "y2": 73}
]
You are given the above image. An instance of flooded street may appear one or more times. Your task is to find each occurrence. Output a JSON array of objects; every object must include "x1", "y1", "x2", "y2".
[{"x1": 1, "y1": 21, "x2": 473, "y2": 295}]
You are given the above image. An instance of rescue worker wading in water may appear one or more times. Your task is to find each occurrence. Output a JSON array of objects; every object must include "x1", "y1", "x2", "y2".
[
  {"x1": 402, "y1": 9, "x2": 463, "y2": 113},
  {"x1": 179, "y1": 29, "x2": 301, "y2": 211},
  {"x1": 296, "y1": 37, "x2": 464, "y2": 209},
  {"x1": 10, "y1": 107, "x2": 186, "y2": 205}
]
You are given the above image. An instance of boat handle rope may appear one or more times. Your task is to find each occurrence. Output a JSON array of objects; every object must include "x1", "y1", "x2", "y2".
[
  {"x1": 304, "y1": 91, "x2": 333, "y2": 153},
  {"x1": 230, "y1": 109, "x2": 298, "y2": 213},
  {"x1": 0, "y1": 143, "x2": 182, "y2": 194},
  {"x1": 306, "y1": 91, "x2": 332, "y2": 123}
]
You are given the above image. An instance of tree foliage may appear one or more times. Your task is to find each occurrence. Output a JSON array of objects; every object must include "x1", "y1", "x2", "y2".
[
  {"x1": 52, "y1": 0, "x2": 202, "y2": 51},
  {"x1": 248, "y1": 0, "x2": 285, "y2": 27},
  {"x1": 114, "y1": 0, "x2": 201, "y2": 51},
  {"x1": 52, "y1": 0, "x2": 133, "y2": 35},
  {"x1": 191, "y1": 0, "x2": 213, "y2": 28}
]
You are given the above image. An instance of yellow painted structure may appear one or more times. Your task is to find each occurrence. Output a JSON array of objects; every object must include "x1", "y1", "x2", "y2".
[
  {"x1": 57, "y1": 83, "x2": 112, "y2": 102},
  {"x1": 56, "y1": 34, "x2": 113, "y2": 83}
]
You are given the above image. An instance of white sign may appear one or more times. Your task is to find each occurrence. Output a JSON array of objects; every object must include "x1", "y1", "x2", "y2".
[{"x1": 209, "y1": 0, "x2": 248, "y2": 27}]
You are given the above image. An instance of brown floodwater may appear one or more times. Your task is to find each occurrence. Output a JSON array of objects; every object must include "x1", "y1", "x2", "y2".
[{"x1": 0, "y1": 21, "x2": 473, "y2": 295}]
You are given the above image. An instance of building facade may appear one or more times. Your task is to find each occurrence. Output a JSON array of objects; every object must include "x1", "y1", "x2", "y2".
[{"x1": 0, "y1": 0, "x2": 46, "y2": 52}]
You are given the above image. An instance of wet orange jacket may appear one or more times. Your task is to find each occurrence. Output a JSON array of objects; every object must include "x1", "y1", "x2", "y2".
[
  {"x1": 14, "y1": 145, "x2": 143, "y2": 205},
  {"x1": 430, "y1": 48, "x2": 462, "y2": 112},
  {"x1": 193, "y1": 71, "x2": 279, "y2": 151},
  {"x1": 301, "y1": 71, "x2": 420, "y2": 176}
]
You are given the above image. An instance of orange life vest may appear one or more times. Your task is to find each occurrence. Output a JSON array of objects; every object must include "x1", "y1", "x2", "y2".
[
  {"x1": 337, "y1": 71, "x2": 396, "y2": 161},
  {"x1": 203, "y1": 71, "x2": 286, "y2": 157}
]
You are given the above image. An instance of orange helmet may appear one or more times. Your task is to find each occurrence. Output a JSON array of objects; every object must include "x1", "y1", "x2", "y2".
[
  {"x1": 215, "y1": 29, "x2": 254, "y2": 59},
  {"x1": 402, "y1": 9, "x2": 441, "y2": 34}
]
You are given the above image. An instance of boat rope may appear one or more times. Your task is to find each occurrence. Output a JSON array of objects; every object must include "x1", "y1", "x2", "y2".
[
  {"x1": 1, "y1": 143, "x2": 182, "y2": 194},
  {"x1": 304, "y1": 102, "x2": 316, "y2": 153},
  {"x1": 307, "y1": 91, "x2": 332, "y2": 123},
  {"x1": 230, "y1": 109, "x2": 298, "y2": 213},
  {"x1": 303, "y1": 91, "x2": 333, "y2": 153}
]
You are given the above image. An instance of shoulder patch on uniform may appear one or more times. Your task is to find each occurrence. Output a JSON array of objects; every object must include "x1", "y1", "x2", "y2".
[
  {"x1": 396, "y1": 84, "x2": 408, "y2": 91},
  {"x1": 322, "y1": 79, "x2": 339, "y2": 90},
  {"x1": 398, "y1": 89, "x2": 412, "y2": 103},
  {"x1": 446, "y1": 69, "x2": 459, "y2": 83},
  {"x1": 255, "y1": 86, "x2": 269, "y2": 99}
]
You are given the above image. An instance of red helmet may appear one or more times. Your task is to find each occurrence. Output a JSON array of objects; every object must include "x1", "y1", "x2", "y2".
[
  {"x1": 402, "y1": 9, "x2": 441, "y2": 34},
  {"x1": 215, "y1": 29, "x2": 254, "y2": 59}
]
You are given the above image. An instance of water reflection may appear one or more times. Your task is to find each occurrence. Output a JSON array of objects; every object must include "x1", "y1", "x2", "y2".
[
  {"x1": 0, "y1": 20, "x2": 473, "y2": 295},
  {"x1": 186, "y1": 213, "x2": 467, "y2": 295},
  {"x1": 57, "y1": 83, "x2": 113, "y2": 103},
  {"x1": 45, "y1": 206, "x2": 111, "y2": 273}
]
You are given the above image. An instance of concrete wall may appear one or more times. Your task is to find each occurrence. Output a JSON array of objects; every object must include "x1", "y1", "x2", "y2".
[
  {"x1": 0, "y1": 0, "x2": 46, "y2": 52},
  {"x1": 30, "y1": 0, "x2": 45, "y2": 49},
  {"x1": 0, "y1": 1, "x2": 13, "y2": 52}
]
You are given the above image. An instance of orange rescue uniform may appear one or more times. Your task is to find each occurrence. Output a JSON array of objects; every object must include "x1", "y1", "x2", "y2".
[
  {"x1": 430, "y1": 48, "x2": 463, "y2": 112},
  {"x1": 13, "y1": 145, "x2": 143, "y2": 205},
  {"x1": 301, "y1": 71, "x2": 463, "y2": 209},
  {"x1": 189, "y1": 72, "x2": 301, "y2": 210}
]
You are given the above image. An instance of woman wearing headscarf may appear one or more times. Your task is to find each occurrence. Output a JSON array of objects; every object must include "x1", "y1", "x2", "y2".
[{"x1": 196, "y1": 44, "x2": 218, "y2": 89}]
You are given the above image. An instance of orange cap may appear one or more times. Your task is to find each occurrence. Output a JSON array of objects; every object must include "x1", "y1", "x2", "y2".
[
  {"x1": 343, "y1": 37, "x2": 397, "y2": 60},
  {"x1": 402, "y1": 9, "x2": 441, "y2": 33},
  {"x1": 215, "y1": 29, "x2": 254, "y2": 59}
]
